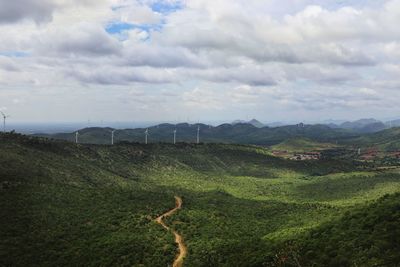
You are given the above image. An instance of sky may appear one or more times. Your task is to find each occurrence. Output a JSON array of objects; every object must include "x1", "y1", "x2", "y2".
[{"x1": 1, "y1": 0, "x2": 400, "y2": 123}]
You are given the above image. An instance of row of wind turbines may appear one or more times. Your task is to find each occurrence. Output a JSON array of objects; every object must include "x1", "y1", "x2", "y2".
[{"x1": 74, "y1": 126, "x2": 201, "y2": 145}]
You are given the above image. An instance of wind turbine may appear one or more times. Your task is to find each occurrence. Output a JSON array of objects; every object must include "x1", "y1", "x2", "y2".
[
  {"x1": 145, "y1": 128, "x2": 149, "y2": 144},
  {"x1": 75, "y1": 131, "x2": 79, "y2": 144},
  {"x1": 173, "y1": 129, "x2": 177, "y2": 144},
  {"x1": 196, "y1": 125, "x2": 200, "y2": 144},
  {"x1": 0, "y1": 111, "x2": 10, "y2": 133},
  {"x1": 111, "y1": 129, "x2": 116, "y2": 145}
]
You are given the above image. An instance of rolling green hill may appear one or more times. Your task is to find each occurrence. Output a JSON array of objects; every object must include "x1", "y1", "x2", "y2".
[
  {"x1": 348, "y1": 127, "x2": 400, "y2": 151},
  {"x1": 1, "y1": 133, "x2": 400, "y2": 266},
  {"x1": 295, "y1": 193, "x2": 400, "y2": 266},
  {"x1": 271, "y1": 137, "x2": 336, "y2": 152},
  {"x1": 36, "y1": 123, "x2": 356, "y2": 146}
]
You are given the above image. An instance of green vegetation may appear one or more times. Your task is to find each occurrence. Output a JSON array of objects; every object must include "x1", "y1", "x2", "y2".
[
  {"x1": 37, "y1": 123, "x2": 356, "y2": 146},
  {"x1": 271, "y1": 137, "x2": 336, "y2": 152},
  {"x1": 0, "y1": 134, "x2": 176, "y2": 266},
  {"x1": 348, "y1": 127, "x2": 400, "y2": 151},
  {"x1": 1, "y1": 133, "x2": 399, "y2": 266},
  {"x1": 274, "y1": 193, "x2": 400, "y2": 267}
]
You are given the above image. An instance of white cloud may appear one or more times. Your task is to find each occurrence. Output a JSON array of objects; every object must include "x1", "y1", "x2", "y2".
[
  {"x1": 112, "y1": 1, "x2": 162, "y2": 25},
  {"x1": 229, "y1": 85, "x2": 267, "y2": 105},
  {"x1": 182, "y1": 87, "x2": 225, "y2": 110},
  {"x1": 0, "y1": 0, "x2": 56, "y2": 24},
  {"x1": 1, "y1": 0, "x2": 400, "y2": 122},
  {"x1": 34, "y1": 23, "x2": 122, "y2": 57}
]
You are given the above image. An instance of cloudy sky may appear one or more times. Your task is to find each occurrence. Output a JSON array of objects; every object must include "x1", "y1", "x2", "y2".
[{"x1": 1, "y1": 0, "x2": 400, "y2": 123}]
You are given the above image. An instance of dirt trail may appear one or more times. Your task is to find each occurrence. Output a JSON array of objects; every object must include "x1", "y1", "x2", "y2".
[{"x1": 155, "y1": 196, "x2": 187, "y2": 267}]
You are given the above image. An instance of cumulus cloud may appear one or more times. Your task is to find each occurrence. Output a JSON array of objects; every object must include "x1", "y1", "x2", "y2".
[
  {"x1": 182, "y1": 87, "x2": 225, "y2": 110},
  {"x1": 229, "y1": 85, "x2": 267, "y2": 104},
  {"x1": 121, "y1": 44, "x2": 206, "y2": 68},
  {"x1": 0, "y1": 0, "x2": 56, "y2": 24},
  {"x1": 111, "y1": 1, "x2": 163, "y2": 25},
  {"x1": 268, "y1": 86, "x2": 384, "y2": 111},
  {"x1": 0, "y1": 57, "x2": 21, "y2": 72},
  {"x1": 1, "y1": 0, "x2": 400, "y2": 122},
  {"x1": 188, "y1": 66, "x2": 278, "y2": 86},
  {"x1": 67, "y1": 66, "x2": 178, "y2": 85},
  {"x1": 0, "y1": 0, "x2": 109, "y2": 24},
  {"x1": 35, "y1": 23, "x2": 121, "y2": 57}
]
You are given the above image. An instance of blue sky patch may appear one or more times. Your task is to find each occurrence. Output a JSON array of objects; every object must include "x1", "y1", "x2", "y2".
[
  {"x1": 0, "y1": 51, "x2": 29, "y2": 57},
  {"x1": 105, "y1": 21, "x2": 163, "y2": 40},
  {"x1": 150, "y1": 1, "x2": 183, "y2": 14},
  {"x1": 107, "y1": 1, "x2": 183, "y2": 37},
  {"x1": 106, "y1": 22, "x2": 135, "y2": 34}
]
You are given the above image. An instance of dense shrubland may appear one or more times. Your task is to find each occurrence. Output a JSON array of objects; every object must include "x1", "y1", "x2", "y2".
[{"x1": 0, "y1": 133, "x2": 399, "y2": 266}]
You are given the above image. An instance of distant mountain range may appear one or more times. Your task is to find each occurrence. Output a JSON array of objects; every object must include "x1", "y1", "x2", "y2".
[
  {"x1": 230, "y1": 118, "x2": 394, "y2": 134},
  {"x1": 231, "y1": 119, "x2": 291, "y2": 128},
  {"x1": 333, "y1": 118, "x2": 387, "y2": 133},
  {"x1": 36, "y1": 122, "x2": 357, "y2": 146},
  {"x1": 33, "y1": 118, "x2": 400, "y2": 151}
]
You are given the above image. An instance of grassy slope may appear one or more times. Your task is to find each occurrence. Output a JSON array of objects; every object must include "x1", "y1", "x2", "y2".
[
  {"x1": 346, "y1": 127, "x2": 400, "y2": 151},
  {"x1": 1, "y1": 133, "x2": 400, "y2": 266},
  {"x1": 0, "y1": 134, "x2": 176, "y2": 267},
  {"x1": 271, "y1": 137, "x2": 336, "y2": 152},
  {"x1": 273, "y1": 193, "x2": 400, "y2": 267}
]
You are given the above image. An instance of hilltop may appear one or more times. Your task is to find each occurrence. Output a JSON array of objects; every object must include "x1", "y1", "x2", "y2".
[
  {"x1": 36, "y1": 122, "x2": 355, "y2": 146},
  {"x1": 232, "y1": 119, "x2": 265, "y2": 128},
  {"x1": 34, "y1": 122, "x2": 400, "y2": 163}
]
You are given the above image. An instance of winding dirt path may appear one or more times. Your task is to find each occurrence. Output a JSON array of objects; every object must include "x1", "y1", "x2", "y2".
[{"x1": 155, "y1": 196, "x2": 187, "y2": 267}]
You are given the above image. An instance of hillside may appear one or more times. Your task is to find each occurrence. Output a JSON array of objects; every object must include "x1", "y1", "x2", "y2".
[
  {"x1": 290, "y1": 193, "x2": 400, "y2": 266},
  {"x1": 271, "y1": 138, "x2": 336, "y2": 152},
  {"x1": 1, "y1": 133, "x2": 400, "y2": 266},
  {"x1": 36, "y1": 123, "x2": 356, "y2": 146},
  {"x1": 347, "y1": 127, "x2": 400, "y2": 151}
]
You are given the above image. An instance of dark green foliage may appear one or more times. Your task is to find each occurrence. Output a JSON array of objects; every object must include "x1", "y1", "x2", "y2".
[
  {"x1": 36, "y1": 123, "x2": 356, "y2": 146},
  {"x1": 0, "y1": 133, "x2": 175, "y2": 267},
  {"x1": 166, "y1": 191, "x2": 337, "y2": 267},
  {"x1": 345, "y1": 127, "x2": 400, "y2": 151},
  {"x1": 295, "y1": 173, "x2": 400, "y2": 201},
  {"x1": 0, "y1": 133, "x2": 399, "y2": 266},
  {"x1": 290, "y1": 193, "x2": 400, "y2": 267}
]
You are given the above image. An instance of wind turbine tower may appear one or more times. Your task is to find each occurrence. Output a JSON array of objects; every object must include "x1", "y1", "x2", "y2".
[
  {"x1": 197, "y1": 125, "x2": 200, "y2": 144},
  {"x1": 145, "y1": 128, "x2": 149, "y2": 144},
  {"x1": 173, "y1": 129, "x2": 177, "y2": 144},
  {"x1": 111, "y1": 130, "x2": 115, "y2": 145},
  {"x1": 0, "y1": 111, "x2": 10, "y2": 133},
  {"x1": 75, "y1": 131, "x2": 79, "y2": 144}
]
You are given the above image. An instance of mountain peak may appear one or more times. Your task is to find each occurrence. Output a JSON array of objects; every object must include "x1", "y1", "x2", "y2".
[{"x1": 232, "y1": 119, "x2": 264, "y2": 128}]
